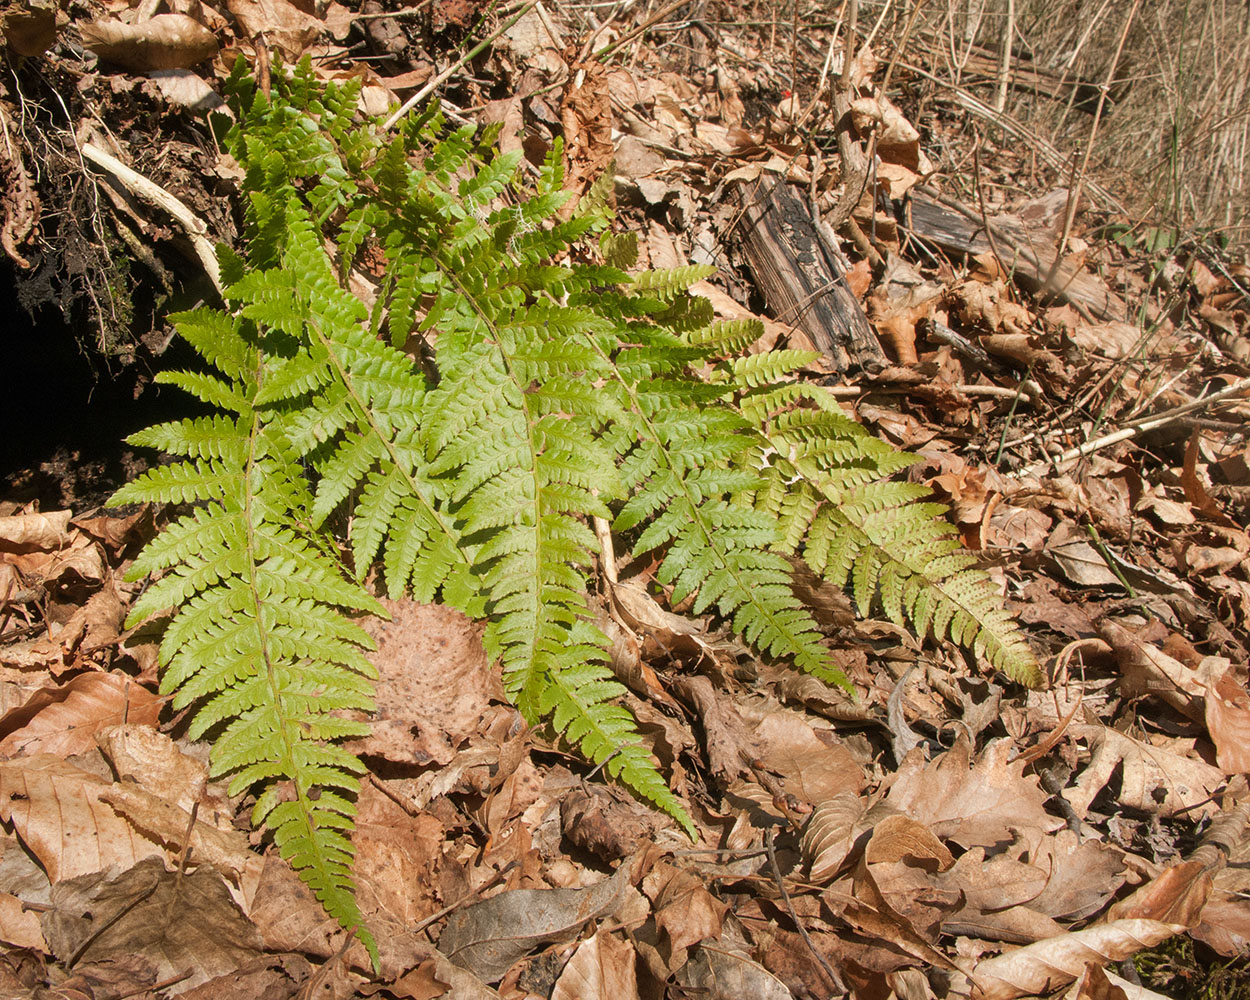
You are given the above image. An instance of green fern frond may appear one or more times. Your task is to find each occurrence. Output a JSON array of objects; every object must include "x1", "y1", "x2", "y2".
[
  {"x1": 113, "y1": 318, "x2": 384, "y2": 964},
  {"x1": 746, "y1": 383, "x2": 1041, "y2": 685},
  {"x1": 114, "y1": 58, "x2": 1040, "y2": 953}
]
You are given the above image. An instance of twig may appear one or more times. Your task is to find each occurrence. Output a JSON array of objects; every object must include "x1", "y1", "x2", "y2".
[
  {"x1": 353, "y1": 1, "x2": 432, "y2": 20},
  {"x1": 593, "y1": 0, "x2": 693, "y2": 62},
  {"x1": 764, "y1": 829, "x2": 845, "y2": 994},
  {"x1": 1022, "y1": 374, "x2": 1250, "y2": 474},
  {"x1": 80, "y1": 142, "x2": 221, "y2": 296},
  {"x1": 383, "y1": 2, "x2": 537, "y2": 130}
]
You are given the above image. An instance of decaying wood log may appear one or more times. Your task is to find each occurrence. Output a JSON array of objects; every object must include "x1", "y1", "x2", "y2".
[
  {"x1": 735, "y1": 177, "x2": 886, "y2": 374},
  {"x1": 906, "y1": 188, "x2": 1127, "y2": 321}
]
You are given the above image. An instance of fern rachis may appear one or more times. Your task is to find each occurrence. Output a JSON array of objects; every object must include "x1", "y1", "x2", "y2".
[{"x1": 114, "y1": 57, "x2": 1040, "y2": 953}]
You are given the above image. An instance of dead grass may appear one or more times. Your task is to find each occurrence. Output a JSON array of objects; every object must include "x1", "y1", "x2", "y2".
[{"x1": 865, "y1": 0, "x2": 1250, "y2": 249}]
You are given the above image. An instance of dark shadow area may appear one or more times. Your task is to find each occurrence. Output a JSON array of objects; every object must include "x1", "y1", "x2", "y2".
[{"x1": 0, "y1": 262, "x2": 197, "y2": 510}]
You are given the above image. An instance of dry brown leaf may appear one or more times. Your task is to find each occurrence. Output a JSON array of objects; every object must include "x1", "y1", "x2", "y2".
[
  {"x1": 1105, "y1": 860, "x2": 1212, "y2": 926},
  {"x1": 1182, "y1": 430, "x2": 1241, "y2": 529},
  {"x1": 550, "y1": 930, "x2": 639, "y2": 1000},
  {"x1": 0, "y1": 827, "x2": 48, "y2": 950},
  {"x1": 561, "y1": 785, "x2": 661, "y2": 862},
  {"x1": 746, "y1": 707, "x2": 866, "y2": 807},
  {"x1": 0, "y1": 510, "x2": 71, "y2": 551},
  {"x1": 351, "y1": 779, "x2": 446, "y2": 927},
  {"x1": 677, "y1": 942, "x2": 795, "y2": 1000},
  {"x1": 1068, "y1": 321, "x2": 1143, "y2": 359},
  {"x1": 95, "y1": 725, "x2": 231, "y2": 828},
  {"x1": 1023, "y1": 831, "x2": 1129, "y2": 921},
  {"x1": 886, "y1": 735, "x2": 1062, "y2": 848},
  {"x1": 1043, "y1": 523, "x2": 1121, "y2": 587},
  {"x1": 972, "y1": 918, "x2": 1187, "y2": 1000},
  {"x1": 868, "y1": 255, "x2": 943, "y2": 365},
  {"x1": 81, "y1": 13, "x2": 218, "y2": 70},
  {"x1": 226, "y1": 0, "x2": 320, "y2": 61},
  {"x1": 1, "y1": 2, "x2": 57, "y2": 57},
  {"x1": 149, "y1": 68, "x2": 223, "y2": 112},
  {"x1": 1098, "y1": 619, "x2": 1206, "y2": 723},
  {"x1": 349, "y1": 600, "x2": 493, "y2": 766},
  {"x1": 560, "y1": 56, "x2": 614, "y2": 218},
  {"x1": 844, "y1": 819, "x2": 964, "y2": 973},
  {"x1": 438, "y1": 864, "x2": 632, "y2": 984},
  {"x1": 0, "y1": 672, "x2": 162, "y2": 758},
  {"x1": 248, "y1": 852, "x2": 428, "y2": 975},
  {"x1": 1190, "y1": 892, "x2": 1250, "y2": 957},
  {"x1": 645, "y1": 861, "x2": 728, "y2": 959},
  {"x1": 1064, "y1": 725, "x2": 1224, "y2": 820},
  {"x1": 99, "y1": 783, "x2": 255, "y2": 884},
  {"x1": 856, "y1": 814, "x2": 960, "y2": 944},
  {"x1": 0, "y1": 754, "x2": 166, "y2": 882},
  {"x1": 936, "y1": 847, "x2": 1062, "y2": 943},
  {"x1": 1205, "y1": 670, "x2": 1250, "y2": 772},
  {"x1": 41, "y1": 857, "x2": 262, "y2": 991}
]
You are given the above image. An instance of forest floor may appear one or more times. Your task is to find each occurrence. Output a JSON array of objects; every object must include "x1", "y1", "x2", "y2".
[{"x1": 1, "y1": 1, "x2": 1249, "y2": 998}]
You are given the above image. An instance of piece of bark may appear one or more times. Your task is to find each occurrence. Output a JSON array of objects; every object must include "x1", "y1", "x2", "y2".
[
  {"x1": 735, "y1": 176, "x2": 886, "y2": 374},
  {"x1": 906, "y1": 189, "x2": 1126, "y2": 321}
]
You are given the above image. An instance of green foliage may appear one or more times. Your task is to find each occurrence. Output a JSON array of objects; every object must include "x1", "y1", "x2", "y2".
[{"x1": 115, "y1": 57, "x2": 1040, "y2": 952}]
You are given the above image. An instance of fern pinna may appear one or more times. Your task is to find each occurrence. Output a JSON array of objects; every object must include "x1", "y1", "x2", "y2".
[{"x1": 114, "y1": 57, "x2": 1039, "y2": 952}]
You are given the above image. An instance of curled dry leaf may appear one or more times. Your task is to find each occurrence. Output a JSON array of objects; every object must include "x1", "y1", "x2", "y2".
[
  {"x1": 0, "y1": 510, "x2": 71, "y2": 551},
  {"x1": 81, "y1": 14, "x2": 218, "y2": 71},
  {"x1": 1104, "y1": 860, "x2": 1212, "y2": 927},
  {"x1": 802, "y1": 790, "x2": 865, "y2": 883},
  {"x1": 972, "y1": 918, "x2": 1188, "y2": 1000}
]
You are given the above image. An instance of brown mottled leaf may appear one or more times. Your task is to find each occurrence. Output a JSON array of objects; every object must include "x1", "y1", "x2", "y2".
[
  {"x1": 81, "y1": 14, "x2": 218, "y2": 71},
  {"x1": 41, "y1": 857, "x2": 262, "y2": 992}
]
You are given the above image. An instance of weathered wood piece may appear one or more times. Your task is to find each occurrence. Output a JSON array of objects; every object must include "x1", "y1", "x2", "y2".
[
  {"x1": 736, "y1": 177, "x2": 886, "y2": 374},
  {"x1": 906, "y1": 189, "x2": 1127, "y2": 321}
]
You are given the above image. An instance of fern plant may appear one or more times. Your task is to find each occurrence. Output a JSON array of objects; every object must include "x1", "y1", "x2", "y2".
[{"x1": 113, "y1": 57, "x2": 1040, "y2": 958}]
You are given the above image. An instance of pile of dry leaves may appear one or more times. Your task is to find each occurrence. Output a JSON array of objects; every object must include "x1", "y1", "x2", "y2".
[{"x1": 2, "y1": 0, "x2": 1249, "y2": 998}]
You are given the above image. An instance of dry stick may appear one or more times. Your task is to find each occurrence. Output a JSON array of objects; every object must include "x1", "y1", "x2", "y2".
[
  {"x1": 1044, "y1": 0, "x2": 1141, "y2": 288},
  {"x1": 1023, "y1": 374, "x2": 1250, "y2": 475},
  {"x1": 993, "y1": 0, "x2": 1014, "y2": 113},
  {"x1": 383, "y1": 2, "x2": 537, "y2": 130},
  {"x1": 353, "y1": 0, "x2": 433, "y2": 19},
  {"x1": 593, "y1": 0, "x2": 693, "y2": 62},
  {"x1": 80, "y1": 142, "x2": 221, "y2": 296},
  {"x1": 764, "y1": 829, "x2": 845, "y2": 994}
]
